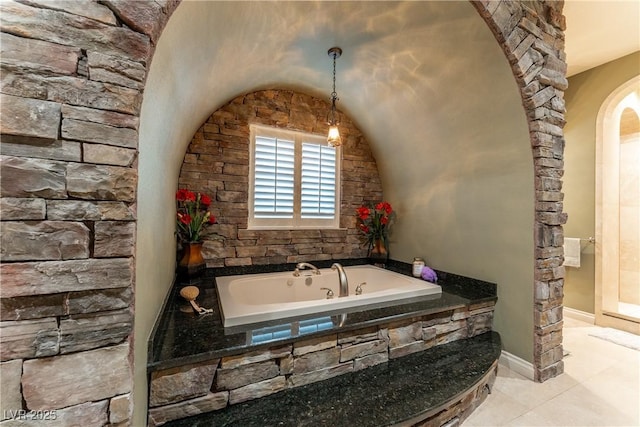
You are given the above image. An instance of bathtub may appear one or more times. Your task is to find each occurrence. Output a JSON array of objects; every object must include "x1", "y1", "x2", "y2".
[{"x1": 216, "y1": 265, "x2": 442, "y2": 327}]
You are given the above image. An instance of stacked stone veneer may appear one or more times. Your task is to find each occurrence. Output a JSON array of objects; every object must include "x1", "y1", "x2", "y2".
[
  {"x1": 0, "y1": 1, "x2": 566, "y2": 425},
  {"x1": 414, "y1": 362, "x2": 497, "y2": 427},
  {"x1": 148, "y1": 301, "x2": 495, "y2": 425},
  {"x1": 471, "y1": 0, "x2": 568, "y2": 381},
  {"x1": 178, "y1": 89, "x2": 382, "y2": 268}
]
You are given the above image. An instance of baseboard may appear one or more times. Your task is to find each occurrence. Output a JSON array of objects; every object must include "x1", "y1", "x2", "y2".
[
  {"x1": 563, "y1": 307, "x2": 595, "y2": 324},
  {"x1": 498, "y1": 309, "x2": 595, "y2": 382},
  {"x1": 499, "y1": 351, "x2": 534, "y2": 381}
]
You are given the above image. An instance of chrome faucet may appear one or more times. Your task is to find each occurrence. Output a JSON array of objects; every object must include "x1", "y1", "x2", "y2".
[
  {"x1": 293, "y1": 262, "x2": 321, "y2": 277},
  {"x1": 331, "y1": 263, "x2": 349, "y2": 297}
]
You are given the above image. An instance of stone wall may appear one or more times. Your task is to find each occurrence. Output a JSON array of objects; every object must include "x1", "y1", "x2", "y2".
[
  {"x1": 178, "y1": 89, "x2": 382, "y2": 268},
  {"x1": 148, "y1": 301, "x2": 495, "y2": 425}
]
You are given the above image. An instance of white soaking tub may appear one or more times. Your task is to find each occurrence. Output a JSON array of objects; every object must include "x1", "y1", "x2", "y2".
[{"x1": 216, "y1": 265, "x2": 442, "y2": 327}]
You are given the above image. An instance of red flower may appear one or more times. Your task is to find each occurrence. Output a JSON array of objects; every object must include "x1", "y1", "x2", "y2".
[
  {"x1": 376, "y1": 201, "x2": 392, "y2": 215},
  {"x1": 176, "y1": 189, "x2": 190, "y2": 201},
  {"x1": 176, "y1": 188, "x2": 196, "y2": 202},
  {"x1": 176, "y1": 188, "x2": 222, "y2": 243},
  {"x1": 355, "y1": 201, "x2": 394, "y2": 249},
  {"x1": 178, "y1": 213, "x2": 192, "y2": 225},
  {"x1": 357, "y1": 206, "x2": 370, "y2": 220}
]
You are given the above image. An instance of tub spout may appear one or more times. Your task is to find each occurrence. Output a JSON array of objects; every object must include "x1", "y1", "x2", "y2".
[
  {"x1": 294, "y1": 262, "x2": 321, "y2": 277},
  {"x1": 331, "y1": 263, "x2": 349, "y2": 297}
]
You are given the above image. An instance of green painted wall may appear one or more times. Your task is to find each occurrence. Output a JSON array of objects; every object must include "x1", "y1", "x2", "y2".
[{"x1": 384, "y1": 16, "x2": 535, "y2": 364}]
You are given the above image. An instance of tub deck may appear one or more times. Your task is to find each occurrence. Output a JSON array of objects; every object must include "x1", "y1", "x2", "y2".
[
  {"x1": 149, "y1": 259, "x2": 496, "y2": 371},
  {"x1": 148, "y1": 259, "x2": 498, "y2": 426}
]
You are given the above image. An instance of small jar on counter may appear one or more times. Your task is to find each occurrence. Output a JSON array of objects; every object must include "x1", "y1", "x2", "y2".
[{"x1": 412, "y1": 257, "x2": 425, "y2": 277}]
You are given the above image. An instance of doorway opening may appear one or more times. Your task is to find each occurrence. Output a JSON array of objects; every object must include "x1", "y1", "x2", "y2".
[{"x1": 595, "y1": 76, "x2": 640, "y2": 334}]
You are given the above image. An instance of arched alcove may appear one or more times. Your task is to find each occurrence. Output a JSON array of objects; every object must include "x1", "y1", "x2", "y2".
[
  {"x1": 135, "y1": 2, "x2": 566, "y2": 423},
  {"x1": 176, "y1": 89, "x2": 382, "y2": 267}
]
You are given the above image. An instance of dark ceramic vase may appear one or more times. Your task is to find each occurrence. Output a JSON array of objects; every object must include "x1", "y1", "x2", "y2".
[
  {"x1": 368, "y1": 237, "x2": 388, "y2": 267},
  {"x1": 178, "y1": 242, "x2": 205, "y2": 278}
]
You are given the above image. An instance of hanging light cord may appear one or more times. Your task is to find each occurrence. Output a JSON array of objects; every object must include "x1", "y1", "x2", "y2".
[
  {"x1": 331, "y1": 51, "x2": 338, "y2": 108},
  {"x1": 326, "y1": 46, "x2": 342, "y2": 147}
]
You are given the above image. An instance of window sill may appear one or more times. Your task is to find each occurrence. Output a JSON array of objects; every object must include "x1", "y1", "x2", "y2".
[{"x1": 246, "y1": 226, "x2": 348, "y2": 231}]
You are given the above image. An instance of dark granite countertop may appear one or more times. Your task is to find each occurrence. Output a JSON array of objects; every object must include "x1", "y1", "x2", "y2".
[
  {"x1": 148, "y1": 259, "x2": 497, "y2": 372},
  {"x1": 163, "y1": 331, "x2": 502, "y2": 427}
]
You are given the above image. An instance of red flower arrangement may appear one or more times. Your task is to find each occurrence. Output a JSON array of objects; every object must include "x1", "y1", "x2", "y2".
[
  {"x1": 175, "y1": 189, "x2": 218, "y2": 243},
  {"x1": 356, "y1": 201, "x2": 394, "y2": 249}
]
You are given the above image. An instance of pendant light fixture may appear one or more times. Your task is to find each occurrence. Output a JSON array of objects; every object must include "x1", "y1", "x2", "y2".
[{"x1": 327, "y1": 46, "x2": 342, "y2": 147}]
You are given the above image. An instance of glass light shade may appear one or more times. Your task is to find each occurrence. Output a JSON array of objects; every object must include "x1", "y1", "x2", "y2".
[{"x1": 327, "y1": 125, "x2": 342, "y2": 147}]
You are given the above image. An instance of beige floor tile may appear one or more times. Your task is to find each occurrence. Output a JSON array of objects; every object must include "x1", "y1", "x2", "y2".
[
  {"x1": 463, "y1": 319, "x2": 640, "y2": 426},
  {"x1": 516, "y1": 383, "x2": 637, "y2": 426},
  {"x1": 463, "y1": 388, "x2": 529, "y2": 426},
  {"x1": 561, "y1": 349, "x2": 613, "y2": 381},
  {"x1": 581, "y1": 365, "x2": 640, "y2": 422},
  {"x1": 563, "y1": 317, "x2": 594, "y2": 328},
  {"x1": 505, "y1": 410, "x2": 560, "y2": 427},
  {"x1": 491, "y1": 365, "x2": 578, "y2": 409},
  {"x1": 563, "y1": 327, "x2": 630, "y2": 379}
]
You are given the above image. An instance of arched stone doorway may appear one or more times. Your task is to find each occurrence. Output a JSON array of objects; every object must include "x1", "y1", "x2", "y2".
[
  {"x1": 138, "y1": 1, "x2": 567, "y2": 422},
  {"x1": 0, "y1": 1, "x2": 567, "y2": 425}
]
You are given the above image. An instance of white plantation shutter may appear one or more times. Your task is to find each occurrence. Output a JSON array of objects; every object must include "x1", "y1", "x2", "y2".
[
  {"x1": 249, "y1": 125, "x2": 340, "y2": 229},
  {"x1": 254, "y1": 136, "x2": 295, "y2": 218},
  {"x1": 301, "y1": 143, "x2": 336, "y2": 218}
]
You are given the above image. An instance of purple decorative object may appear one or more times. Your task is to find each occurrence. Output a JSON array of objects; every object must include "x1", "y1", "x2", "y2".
[{"x1": 421, "y1": 266, "x2": 438, "y2": 283}]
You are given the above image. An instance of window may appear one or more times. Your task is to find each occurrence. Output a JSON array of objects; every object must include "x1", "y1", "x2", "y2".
[{"x1": 249, "y1": 125, "x2": 340, "y2": 229}]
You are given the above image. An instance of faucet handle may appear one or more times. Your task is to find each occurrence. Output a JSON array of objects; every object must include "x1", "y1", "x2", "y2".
[
  {"x1": 355, "y1": 282, "x2": 367, "y2": 295},
  {"x1": 320, "y1": 287, "x2": 334, "y2": 299},
  {"x1": 293, "y1": 268, "x2": 300, "y2": 277}
]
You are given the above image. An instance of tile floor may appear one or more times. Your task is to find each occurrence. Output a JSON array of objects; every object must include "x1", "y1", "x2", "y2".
[{"x1": 464, "y1": 317, "x2": 640, "y2": 426}]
